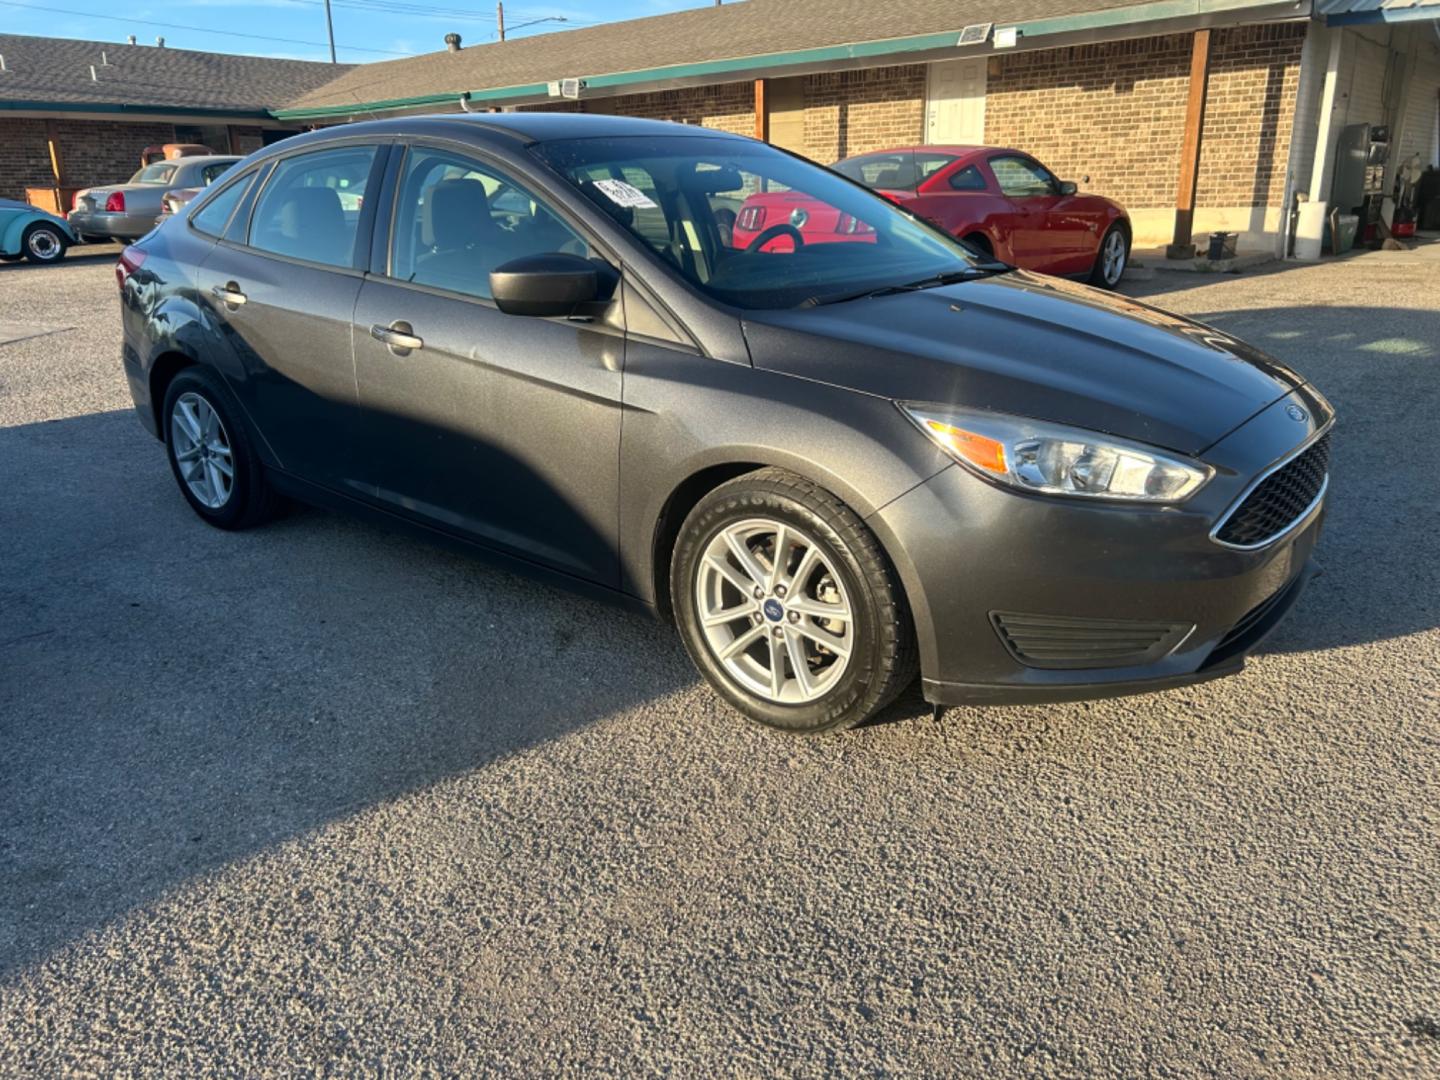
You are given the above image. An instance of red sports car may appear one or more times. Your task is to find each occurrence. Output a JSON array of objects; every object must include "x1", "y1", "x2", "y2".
[{"x1": 732, "y1": 146, "x2": 1131, "y2": 288}]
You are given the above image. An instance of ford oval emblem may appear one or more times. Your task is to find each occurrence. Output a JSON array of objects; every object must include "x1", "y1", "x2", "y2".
[
  {"x1": 1285, "y1": 404, "x2": 1308, "y2": 423},
  {"x1": 763, "y1": 598, "x2": 785, "y2": 622}
]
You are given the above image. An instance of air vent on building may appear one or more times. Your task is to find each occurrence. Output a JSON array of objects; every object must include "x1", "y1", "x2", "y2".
[{"x1": 957, "y1": 23, "x2": 992, "y2": 46}]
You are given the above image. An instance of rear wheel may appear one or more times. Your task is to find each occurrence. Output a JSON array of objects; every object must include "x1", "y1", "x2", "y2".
[
  {"x1": 1089, "y1": 223, "x2": 1130, "y2": 289},
  {"x1": 671, "y1": 468, "x2": 917, "y2": 734},
  {"x1": 21, "y1": 222, "x2": 67, "y2": 265},
  {"x1": 162, "y1": 368, "x2": 281, "y2": 530}
]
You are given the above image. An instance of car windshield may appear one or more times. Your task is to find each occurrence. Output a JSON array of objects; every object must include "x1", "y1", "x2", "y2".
[
  {"x1": 830, "y1": 150, "x2": 958, "y2": 192},
  {"x1": 130, "y1": 163, "x2": 180, "y2": 185},
  {"x1": 534, "y1": 135, "x2": 982, "y2": 311}
]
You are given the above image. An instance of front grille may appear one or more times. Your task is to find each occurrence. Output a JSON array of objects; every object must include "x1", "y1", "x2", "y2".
[
  {"x1": 991, "y1": 612, "x2": 1193, "y2": 670},
  {"x1": 1214, "y1": 432, "x2": 1330, "y2": 549}
]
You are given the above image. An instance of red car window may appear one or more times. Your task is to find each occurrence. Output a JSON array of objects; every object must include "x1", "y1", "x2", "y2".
[{"x1": 947, "y1": 165, "x2": 988, "y2": 192}]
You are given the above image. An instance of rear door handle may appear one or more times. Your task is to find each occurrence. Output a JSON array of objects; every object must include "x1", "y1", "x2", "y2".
[
  {"x1": 211, "y1": 282, "x2": 246, "y2": 307},
  {"x1": 370, "y1": 321, "x2": 424, "y2": 355}
]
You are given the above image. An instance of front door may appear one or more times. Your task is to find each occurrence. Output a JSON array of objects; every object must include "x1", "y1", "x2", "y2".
[
  {"x1": 351, "y1": 143, "x2": 624, "y2": 586},
  {"x1": 197, "y1": 142, "x2": 384, "y2": 493},
  {"x1": 926, "y1": 59, "x2": 987, "y2": 145},
  {"x1": 986, "y1": 153, "x2": 1064, "y2": 271}
]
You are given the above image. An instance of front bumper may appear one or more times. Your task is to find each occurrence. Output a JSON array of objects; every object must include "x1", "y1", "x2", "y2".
[
  {"x1": 872, "y1": 386, "x2": 1332, "y2": 707},
  {"x1": 67, "y1": 209, "x2": 155, "y2": 241}
]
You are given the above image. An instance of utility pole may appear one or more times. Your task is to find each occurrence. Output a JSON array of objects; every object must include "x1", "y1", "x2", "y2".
[
  {"x1": 323, "y1": 0, "x2": 337, "y2": 62},
  {"x1": 497, "y1": 1, "x2": 505, "y2": 41}
]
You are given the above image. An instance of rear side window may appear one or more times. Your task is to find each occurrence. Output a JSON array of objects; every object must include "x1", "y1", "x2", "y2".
[
  {"x1": 948, "y1": 165, "x2": 987, "y2": 191},
  {"x1": 247, "y1": 145, "x2": 378, "y2": 268},
  {"x1": 190, "y1": 171, "x2": 253, "y2": 237}
]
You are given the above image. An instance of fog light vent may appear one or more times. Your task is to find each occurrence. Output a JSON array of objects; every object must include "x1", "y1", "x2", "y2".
[{"x1": 990, "y1": 612, "x2": 1193, "y2": 670}]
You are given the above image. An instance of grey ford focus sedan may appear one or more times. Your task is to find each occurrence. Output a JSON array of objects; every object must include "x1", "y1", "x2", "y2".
[{"x1": 116, "y1": 114, "x2": 1332, "y2": 734}]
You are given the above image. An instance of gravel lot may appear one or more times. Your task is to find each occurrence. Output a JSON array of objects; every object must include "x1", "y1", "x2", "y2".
[{"x1": 2, "y1": 242, "x2": 1438, "y2": 1077}]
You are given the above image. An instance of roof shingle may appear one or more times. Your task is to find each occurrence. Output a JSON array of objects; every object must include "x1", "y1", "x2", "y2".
[{"x1": 0, "y1": 33, "x2": 350, "y2": 113}]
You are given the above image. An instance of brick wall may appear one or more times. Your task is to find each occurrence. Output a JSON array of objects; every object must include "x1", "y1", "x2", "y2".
[
  {"x1": 0, "y1": 119, "x2": 54, "y2": 202},
  {"x1": 1198, "y1": 24, "x2": 1306, "y2": 207},
  {"x1": 801, "y1": 65, "x2": 926, "y2": 163},
  {"x1": 984, "y1": 25, "x2": 1306, "y2": 210},
  {"x1": 985, "y1": 34, "x2": 1193, "y2": 208},
  {"x1": 0, "y1": 117, "x2": 176, "y2": 201}
]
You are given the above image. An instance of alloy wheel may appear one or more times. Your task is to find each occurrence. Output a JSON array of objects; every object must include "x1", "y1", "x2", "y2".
[
  {"x1": 170, "y1": 391, "x2": 234, "y2": 509},
  {"x1": 1102, "y1": 229, "x2": 1127, "y2": 285},
  {"x1": 694, "y1": 517, "x2": 854, "y2": 704}
]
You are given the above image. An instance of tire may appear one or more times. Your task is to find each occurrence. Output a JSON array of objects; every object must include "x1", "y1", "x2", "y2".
[
  {"x1": 1089, "y1": 223, "x2": 1130, "y2": 289},
  {"x1": 162, "y1": 367, "x2": 281, "y2": 530},
  {"x1": 671, "y1": 468, "x2": 918, "y2": 734},
  {"x1": 21, "y1": 222, "x2": 67, "y2": 265}
]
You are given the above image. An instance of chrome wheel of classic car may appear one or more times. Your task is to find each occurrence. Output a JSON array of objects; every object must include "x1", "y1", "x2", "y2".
[{"x1": 22, "y1": 222, "x2": 67, "y2": 264}]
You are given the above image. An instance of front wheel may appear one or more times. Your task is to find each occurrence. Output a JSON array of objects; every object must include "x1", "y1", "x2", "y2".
[
  {"x1": 21, "y1": 222, "x2": 68, "y2": 265},
  {"x1": 1089, "y1": 223, "x2": 1129, "y2": 289},
  {"x1": 671, "y1": 468, "x2": 917, "y2": 734}
]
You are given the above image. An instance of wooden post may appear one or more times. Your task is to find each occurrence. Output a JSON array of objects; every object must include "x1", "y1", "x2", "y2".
[
  {"x1": 42, "y1": 119, "x2": 66, "y2": 214},
  {"x1": 1167, "y1": 29, "x2": 1212, "y2": 259},
  {"x1": 754, "y1": 78, "x2": 768, "y2": 142}
]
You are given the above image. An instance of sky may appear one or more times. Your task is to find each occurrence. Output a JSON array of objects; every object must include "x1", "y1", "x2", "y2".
[{"x1": 0, "y1": 0, "x2": 722, "y2": 64}]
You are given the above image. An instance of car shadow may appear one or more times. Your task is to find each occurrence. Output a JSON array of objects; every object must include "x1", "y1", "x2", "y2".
[
  {"x1": 0, "y1": 241, "x2": 125, "y2": 274},
  {"x1": 0, "y1": 407, "x2": 706, "y2": 975}
]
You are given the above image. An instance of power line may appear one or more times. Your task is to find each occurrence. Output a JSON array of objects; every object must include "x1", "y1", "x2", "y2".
[{"x1": 0, "y1": 0, "x2": 415, "y2": 56}]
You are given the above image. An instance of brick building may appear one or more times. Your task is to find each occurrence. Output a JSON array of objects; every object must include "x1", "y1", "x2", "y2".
[
  {"x1": 4, "y1": 0, "x2": 1439, "y2": 260},
  {"x1": 0, "y1": 34, "x2": 344, "y2": 211}
]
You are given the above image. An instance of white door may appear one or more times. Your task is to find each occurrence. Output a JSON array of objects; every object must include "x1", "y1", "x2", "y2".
[{"x1": 926, "y1": 58, "x2": 987, "y2": 145}]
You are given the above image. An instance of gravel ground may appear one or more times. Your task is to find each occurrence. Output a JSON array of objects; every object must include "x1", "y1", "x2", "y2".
[{"x1": 1, "y1": 243, "x2": 1437, "y2": 1077}]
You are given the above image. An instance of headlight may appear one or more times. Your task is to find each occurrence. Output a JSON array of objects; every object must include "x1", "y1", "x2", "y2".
[{"x1": 901, "y1": 403, "x2": 1211, "y2": 503}]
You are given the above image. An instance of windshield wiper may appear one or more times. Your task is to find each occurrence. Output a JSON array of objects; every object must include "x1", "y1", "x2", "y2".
[{"x1": 803, "y1": 263, "x2": 1013, "y2": 307}]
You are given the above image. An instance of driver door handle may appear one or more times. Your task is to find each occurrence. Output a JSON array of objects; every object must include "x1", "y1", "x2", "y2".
[
  {"x1": 211, "y1": 282, "x2": 246, "y2": 307},
  {"x1": 370, "y1": 320, "x2": 424, "y2": 355}
]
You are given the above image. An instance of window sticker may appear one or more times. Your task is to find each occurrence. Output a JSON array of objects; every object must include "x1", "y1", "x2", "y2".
[{"x1": 592, "y1": 178, "x2": 658, "y2": 209}]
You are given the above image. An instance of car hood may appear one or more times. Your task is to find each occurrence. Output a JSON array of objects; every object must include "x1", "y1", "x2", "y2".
[{"x1": 740, "y1": 270, "x2": 1304, "y2": 454}]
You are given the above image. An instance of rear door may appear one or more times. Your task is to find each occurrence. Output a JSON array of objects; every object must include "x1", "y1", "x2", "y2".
[
  {"x1": 196, "y1": 140, "x2": 386, "y2": 493},
  {"x1": 350, "y1": 141, "x2": 625, "y2": 585}
]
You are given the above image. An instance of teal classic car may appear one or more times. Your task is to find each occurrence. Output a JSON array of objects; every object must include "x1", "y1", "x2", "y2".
[{"x1": 0, "y1": 198, "x2": 76, "y2": 265}]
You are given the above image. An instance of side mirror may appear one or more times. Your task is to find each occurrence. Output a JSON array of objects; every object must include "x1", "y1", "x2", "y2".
[
  {"x1": 490, "y1": 253, "x2": 605, "y2": 318},
  {"x1": 1058, "y1": 180, "x2": 1078, "y2": 196}
]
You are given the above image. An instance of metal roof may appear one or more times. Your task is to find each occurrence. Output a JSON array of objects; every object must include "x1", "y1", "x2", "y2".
[{"x1": 1317, "y1": 0, "x2": 1440, "y2": 22}]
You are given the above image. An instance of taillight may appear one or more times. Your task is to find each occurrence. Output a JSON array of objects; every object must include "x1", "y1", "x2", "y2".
[
  {"x1": 105, "y1": 191, "x2": 126, "y2": 213},
  {"x1": 116, "y1": 246, "x2": 146, "y2": 289},
  {"x1": 737, "y1": 206, "x2": 766, "y2": 232},
  {"x1": 835, "y1": 214, "x2": 876, "y2": 235}
]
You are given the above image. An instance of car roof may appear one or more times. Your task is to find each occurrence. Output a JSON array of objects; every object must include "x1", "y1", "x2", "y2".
[{"x1": 288, "y1": 111, "x2": 752, "y2": 149}]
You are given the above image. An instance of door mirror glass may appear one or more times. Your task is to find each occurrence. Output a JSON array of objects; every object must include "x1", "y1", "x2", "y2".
[
  {"x1": 490, "y1": 253, "x2": 601, "y2": 317},
  {"x1": 1058, "y1": 180, "x2": 1078, "y2": 196}
]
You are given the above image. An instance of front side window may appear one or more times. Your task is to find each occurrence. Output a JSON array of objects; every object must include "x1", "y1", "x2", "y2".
[
  {"x1": 536, "y1": 135, "x2": 980, "y2": 311},
  {"x1": 390, "y1": 146, "x2": 587, "y2": 300},
  {"x1": 190, "y1": 170, "x2": 253, "y2": 237},
  {"x1": 247, "y1": 145, "x2": 377, "y2": 268},
  {"x1": 990, "y1": 156, "x2": 1058, "y2": 198}
]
